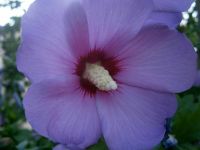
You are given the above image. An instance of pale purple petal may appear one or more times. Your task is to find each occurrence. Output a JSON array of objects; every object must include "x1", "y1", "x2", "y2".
[
  {"x1": 153, "y1": 0, "x2": 194, "y2": 12},
  {"x1": 53, "y1": 144, "x2": 83, "y2": 150},
  {"x1": 53, "y1": 145, "x2": 69, "y2": 150},
  {"x1": 115, "y1": 26, "x2": 197, "y2": 93},
  {"x1": 96, "y1": 85, "x2": 177, "y2": 150},
  {"x1": 83, "y1": 0, "x2": 154, "y2": 51},
  {"x1": 23, "y1": 76, "x2": 101, "y2": 148},
  {"x1": 145, "y1": 11, "x2": 182, "y2": 28},
  {"x1": 64, "y1": 2, "x2": 90, "y2": 58},
  {"x1": 17, "y1": 0, "x2": 76, "y2": 83}
]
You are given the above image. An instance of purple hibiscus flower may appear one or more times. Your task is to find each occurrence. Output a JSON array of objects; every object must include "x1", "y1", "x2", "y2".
[
  {"x1": 146, "y1": 0, "x2": 194, "y2": 28},
  {"x1": 17, "y1": 0, "x2": 197, "y2": 149}
]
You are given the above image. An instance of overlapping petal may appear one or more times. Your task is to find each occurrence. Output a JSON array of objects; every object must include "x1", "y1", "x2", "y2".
[
  {"x1": 17, "y1": 0, "x2": 154, "y2": 83},
  {"x1": 23, "y1": 76, "x2": 101, "y2": 149},
  {"x1": 17, "y1": 0, "x2": 78, "y2": 83},
  {"x1": 64, "y1": 2, "x2": 90, "y2": 58},
  {"x1": 53, "y1": 145, "x2": 69, "y2": 150},
  {"x1": 53, "y1": 144, "x2": 83, "y2": 150},
  {"x1": 115, "y1": 26, "x2": 197, "y2": 93},
  {"x1": 83, "y1": 0, "x2": 154, "y2": 51},
  {"x1": 145, "y1": 11, "x2": 182, "y2": 28},
  {"x1": 153, "y1": 0, "x2": 194, "y2": 12},
  {"x1": 146, "y1": 0, "x2": 194, "y2": 28},
  {"x1": 96, "y1": 85, "x2": 177, "y2": 150}
]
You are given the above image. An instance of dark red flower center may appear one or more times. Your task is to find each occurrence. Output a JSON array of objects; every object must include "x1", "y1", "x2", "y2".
[{"x1": 75, "y1": 50, "x2": 121, "y2": 96}]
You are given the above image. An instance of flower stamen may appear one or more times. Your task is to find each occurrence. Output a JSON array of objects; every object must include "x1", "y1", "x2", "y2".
[{"x1": 83, "y1": 63, "x2": 118, "y2": 91}]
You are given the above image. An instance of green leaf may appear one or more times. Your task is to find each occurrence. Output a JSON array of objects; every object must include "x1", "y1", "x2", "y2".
[
  {"x1": 87, "y1": 139, "x2": 108, "y2": 150},
  {"x1": 172, "y1": 95, "x2": 200, "y2": 143}
]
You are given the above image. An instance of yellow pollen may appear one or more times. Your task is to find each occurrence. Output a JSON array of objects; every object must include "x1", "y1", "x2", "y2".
[{"x1": 83, "y1": 63, "x2": 118, "y2": 91}]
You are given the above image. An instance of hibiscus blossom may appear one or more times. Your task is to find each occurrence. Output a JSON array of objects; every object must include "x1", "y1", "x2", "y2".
[{"x1": 17, "y1": 0, "x2": 197, "y2": 149}]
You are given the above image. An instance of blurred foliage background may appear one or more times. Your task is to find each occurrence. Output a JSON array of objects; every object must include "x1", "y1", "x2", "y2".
[{"x1": 0, "y1": 0, "x2": 200, "y2": 150}]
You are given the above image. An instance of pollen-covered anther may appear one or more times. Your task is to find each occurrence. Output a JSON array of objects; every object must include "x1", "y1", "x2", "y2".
[{"x1": 83, "y1": 63, "x2": 118, "y2": 91}]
